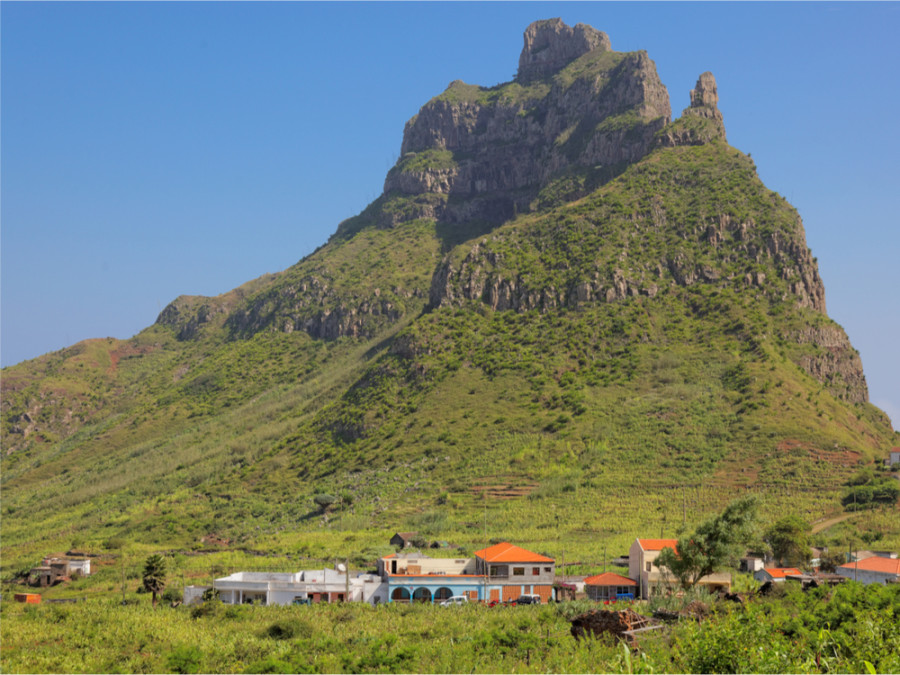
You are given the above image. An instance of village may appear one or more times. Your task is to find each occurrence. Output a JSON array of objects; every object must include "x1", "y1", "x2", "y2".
[{"x1": 173, "y1": 534, "x2": 899, "y2": 608}]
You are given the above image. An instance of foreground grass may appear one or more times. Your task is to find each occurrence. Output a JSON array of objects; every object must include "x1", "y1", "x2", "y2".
[{"x1": 2, "y1": 581, "x2": 899, "y2": 674}]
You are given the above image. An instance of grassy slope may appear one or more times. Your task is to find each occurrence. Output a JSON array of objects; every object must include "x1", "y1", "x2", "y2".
[{"x1": 2, "y1": 133, "x2": 897, "y2": 578}]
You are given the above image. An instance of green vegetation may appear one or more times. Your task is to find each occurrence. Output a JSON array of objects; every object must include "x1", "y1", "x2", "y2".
[
  {"x1": 392, "y1": 149, "x2": 458, "y2": 174},
  {"x1": 765, "y1": 515, "x2": 812, "y2": 567},
  {"x1": 842, "y1": 469, "x2": 900, "y2": 511},
  {"x1": 142, "y1": 554, "x2": 167, "y2": 609},
  {"x1": 1, "y1": 581, "x2": 898, "y2": 673}
]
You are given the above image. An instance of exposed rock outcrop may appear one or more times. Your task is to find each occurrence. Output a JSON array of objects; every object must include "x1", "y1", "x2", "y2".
[
  {"x1": 430, "y1": 211, "x2": 827, "y2": 316},
  {"x1": 684, "y1": 71, "x2": 726, "y2": 139},
  {"x1": 517, "y1": 18, "x2": 611, "y2": 83},
  {"x1": 789, "y1": 324, "x2": 869, "y2": 403},
  {"x1": 383, "y1": 19, "x2": 671, "y2": 226},
  {"x1": 657, "y1": 71, "x2": 727, "y2": 147}
]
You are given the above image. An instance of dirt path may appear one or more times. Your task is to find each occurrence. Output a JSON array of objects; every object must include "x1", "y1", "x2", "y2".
[{"x1": 811, "y1": 511, "x2": 857, "y2": 535}]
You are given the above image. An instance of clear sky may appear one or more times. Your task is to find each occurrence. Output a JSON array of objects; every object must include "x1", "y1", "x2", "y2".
[{"x1": 2, "y1": 2, "x2": 898, "y2": 429}]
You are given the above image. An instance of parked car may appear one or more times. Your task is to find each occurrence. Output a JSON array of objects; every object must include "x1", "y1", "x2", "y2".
[
  {"x1": 514, "y1": 594, "x2": 542, "y2": 605},
  {"x1": 439, "y1": 595, "x2": 469, "y2": 607}
]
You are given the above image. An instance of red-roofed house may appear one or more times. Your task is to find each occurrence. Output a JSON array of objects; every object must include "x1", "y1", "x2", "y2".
[
  {"x1": 584, "y1": 572, "x2": 637, "y2": 601},
  {"x1": 754, "y1": 567, "x2": 803, "y2": 583},
  {"x1": 474, "y1": 542, "x2": 556, "y2": 603},
  {"x1": 837, "y1": 556, "x2": 900, "y2": 585},
  {"x1": 628, "y1": 538, "x2": 731, "y2": 598}
]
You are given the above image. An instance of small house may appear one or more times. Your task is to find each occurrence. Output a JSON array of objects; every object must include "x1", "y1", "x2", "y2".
[
  {"x1": 390, "y1": 532, "x2": 419, "y2": 549},
  {"x1": 754, "y1": 567, "x2": 803, "y2": 583},
  {"x1": 739, "y1": 556, "x2": 765, "y2": 573},
  {"x1": 583, "y1": 572, "x2": 637, "y2": 601}
]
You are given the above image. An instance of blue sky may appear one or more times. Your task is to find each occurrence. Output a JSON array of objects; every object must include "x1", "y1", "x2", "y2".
[{"x1": 2, "y1": 2, "x2": 898, "y2": 429}]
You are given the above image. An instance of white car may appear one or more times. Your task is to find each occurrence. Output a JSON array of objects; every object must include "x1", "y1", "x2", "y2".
[{"x1": 439, "y1": 595, "x2": 469, "y2": 607}]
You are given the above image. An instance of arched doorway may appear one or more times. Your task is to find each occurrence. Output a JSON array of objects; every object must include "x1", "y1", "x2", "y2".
[
  {"x1": 412, "y1": 587, "x2": 432, "y2": 603},
  {"x1": 434, "y1": 587, "x2": 453, "y2": 602},
  {"x1": 391, "y1": 588, "x2": 410, "y2": 604}
]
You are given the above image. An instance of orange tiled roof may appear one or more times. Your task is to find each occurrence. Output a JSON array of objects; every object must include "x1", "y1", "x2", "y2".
[
  {"x1": 638, "y1": 539, "x2": 679, "y2": 552},
  {"x1": 584, "y1": 572, "x2": 637, "y2": 586},
  {"x1": 839, "y1": 557, "x2": 900, "y2": 575},
  {"x1": 474, "y1": 542, "x2": 553, "y2": 563},
  {"x1": 763, "y1": 567, "x2": 802, "y2": 578}
]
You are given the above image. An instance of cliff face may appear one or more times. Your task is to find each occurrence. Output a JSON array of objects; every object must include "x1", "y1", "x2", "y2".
[{"x1": 383, "y1": 19, "x2": 671, "y2": 225}]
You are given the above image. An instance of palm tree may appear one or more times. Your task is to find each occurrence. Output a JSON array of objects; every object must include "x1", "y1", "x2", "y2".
[{"x1": 142, "y1": 554, "x2": 167, "y2": 609}]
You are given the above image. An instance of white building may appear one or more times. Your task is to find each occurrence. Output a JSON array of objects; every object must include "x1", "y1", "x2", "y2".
[
  {"x1": 184, "y1": 566, "x2": 388, "y2": 606},
  {"x1": 67, "y1": 559, "x2": 92, "y2": 576}
]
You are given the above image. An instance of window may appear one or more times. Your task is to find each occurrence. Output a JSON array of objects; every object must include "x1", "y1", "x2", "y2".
[
  {"x1": 646, "y1": 562, "x2": 652, "y2": 572},
  {"x1": 532, "y1": 567, "x2": 539, "y2": 576},
  {"x1": 513, "y1": 567, "x2": 525, "y2": 576},
  {"x1": 544, "y1": 567, "x2": 552, "y2": 573}
]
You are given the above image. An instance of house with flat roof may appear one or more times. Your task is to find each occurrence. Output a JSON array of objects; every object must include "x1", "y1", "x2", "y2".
[
  {"x1": 378, "y1": 552, "x2": 482, "y2": 603},
  {"x1": 184, "y1": 566, "x2": 387, "y2": 606}
]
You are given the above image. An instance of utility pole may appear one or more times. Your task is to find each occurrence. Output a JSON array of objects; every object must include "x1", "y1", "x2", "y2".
[{"x1": 483, "y1": 491, "x2": 488, "y2": 604}]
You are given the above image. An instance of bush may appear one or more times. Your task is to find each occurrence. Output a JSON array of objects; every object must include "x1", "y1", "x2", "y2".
[
  {"x1": 313, "y1": 494, "x2": 337, "y2": 510},
  {"x1": 162, "y1": 588, "x2": 182, "y2": 604},
  {"x1": 244, "y1": 657, "x2": 295, "y2": 674},
  {"x1": 167, "y1": 645, "x2": 203, "y2": 674},
  {"x1": 190, "y1": 599, "x2": 222, "y2": 619},
  {"x1": 265, "y1": 618, "x2": 312, "y2": 640}
]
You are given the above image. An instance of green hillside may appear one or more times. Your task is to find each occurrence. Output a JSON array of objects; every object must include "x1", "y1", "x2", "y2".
[{"x1": 2, "y1": 20, "x2": 897, "y2": 577}]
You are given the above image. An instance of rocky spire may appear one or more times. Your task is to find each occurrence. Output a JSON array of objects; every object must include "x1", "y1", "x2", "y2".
[
  {"x1": 683, "y1": 71, "x2": 726, "y2": 140},
  {"x1": 517, "y1": 18, "x2": 611, "y2": 83}
]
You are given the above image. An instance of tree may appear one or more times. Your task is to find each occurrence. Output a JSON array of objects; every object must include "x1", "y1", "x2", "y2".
[
  {"x1": 818, "y1": 550, "x2": 846, "y2": 573},
  {"x1": 657, "y1": 495, "x2": 759, "y2": 589},
  {"x1": 142, "y1": 554, "x2": 167, "y2": 609},
  {"x1": 764, "y1": 515, "x2": 811, "y2": 568},
  {"x1": 312, "y1": 494, "x2": 337, "y2": 511}
]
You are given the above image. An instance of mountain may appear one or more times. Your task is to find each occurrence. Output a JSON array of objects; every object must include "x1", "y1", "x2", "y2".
[{"x1": 1, "y1": 19, "x2": 896, "y2": 566}]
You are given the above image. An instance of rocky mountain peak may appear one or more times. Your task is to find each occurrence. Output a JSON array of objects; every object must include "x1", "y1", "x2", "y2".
[
  {"x1": 517, "y1": 18, "x2": 612, "y2": 83},
  {"x1": 380, "y1": 19, "x2": 669, "y2": 228},
  {"x1": 684, "y1": 71, "x2": 726, "y2": 139},
  {"x1": 690, "y1": 71, "x2": 719, "y2": 108},
  {"x1": 657, "y1": 71, "x2": 727, "y2": 148}
]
